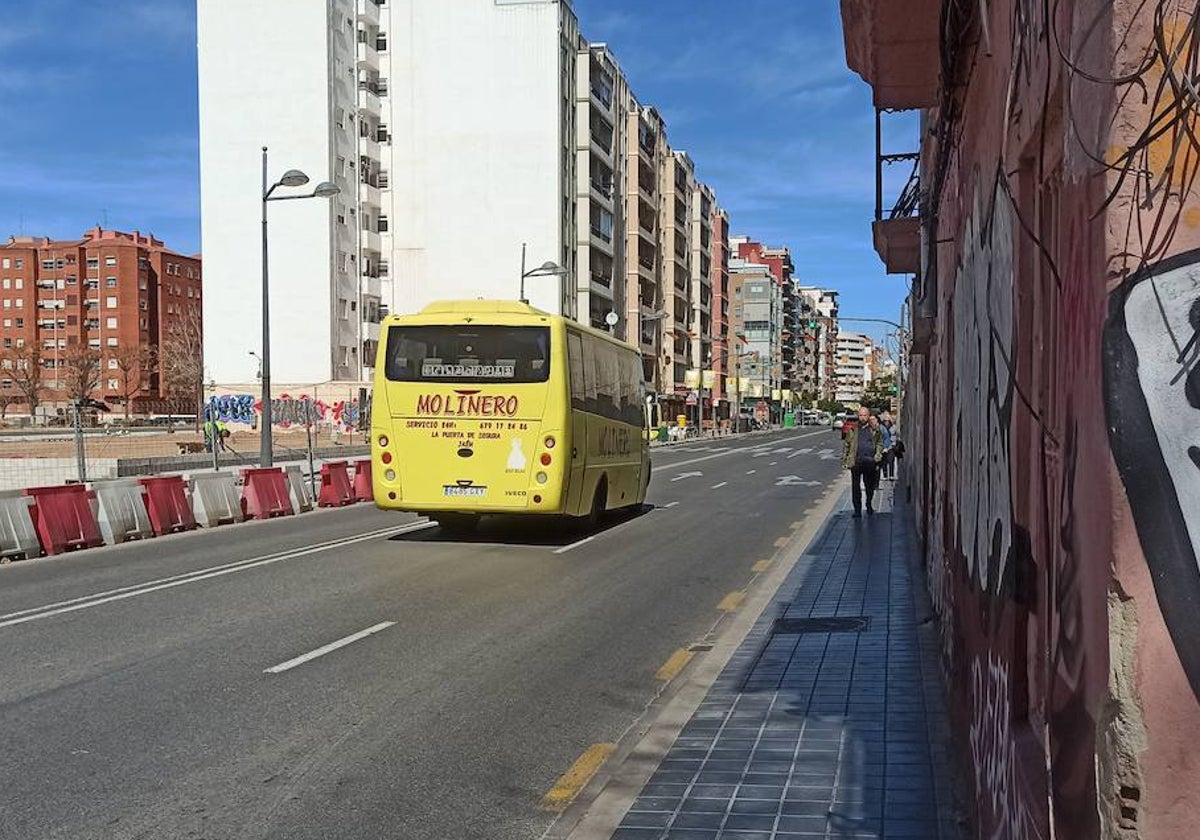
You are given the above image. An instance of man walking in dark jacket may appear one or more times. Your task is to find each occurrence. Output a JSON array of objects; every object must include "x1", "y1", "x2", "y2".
[{"x1": 842, "y1": 406, "x2": 883, "y2": 517}]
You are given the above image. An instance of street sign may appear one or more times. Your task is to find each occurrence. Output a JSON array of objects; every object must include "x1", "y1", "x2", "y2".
[{"x1": 685, "y1": 390, "x2": 698, "y2": 406}]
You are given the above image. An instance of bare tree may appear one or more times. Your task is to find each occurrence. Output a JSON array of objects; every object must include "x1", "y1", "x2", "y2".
[
  {"x1": 160, "y1": 303, "x2": 205, "y2": 431},
  {"x1": 60, "y1": 343, "x2": 102, "y2": 406},
  {"x1": 111, "y1": 344, "x2": 157, "y2": 424},
  {"x1": 0, "y1": 343, "x2": 44, "y2": 424}
]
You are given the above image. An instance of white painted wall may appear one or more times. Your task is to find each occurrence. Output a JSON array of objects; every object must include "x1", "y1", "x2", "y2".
[
  {"x1": 198, "y1": 0, "x2": 344, "y2": 384},
  {"x1": 388, "y1": 0, "x2": 573, "y2": 317}
]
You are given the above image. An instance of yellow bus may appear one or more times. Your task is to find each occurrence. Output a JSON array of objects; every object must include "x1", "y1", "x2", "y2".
[{"x1": 370, "y1": 300, "x2": 651, "y2": 531}]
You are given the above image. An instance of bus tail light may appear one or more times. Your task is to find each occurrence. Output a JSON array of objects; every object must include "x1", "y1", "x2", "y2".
[
  {"x1": 381, "y1": 451, "x2": 393, "y2": 465},
  {"x1": 535, "y1": 471, "x2": 548, "y2": 484},
  {"x1": 539, "y1": 453, "x2": 552, "y2": 466},
  {"x1": 385, "y1": 469, "x2": 397, "y2": 482},
  {"x1": 544, "y1": 436, "x2": 556, "y2": 449}
]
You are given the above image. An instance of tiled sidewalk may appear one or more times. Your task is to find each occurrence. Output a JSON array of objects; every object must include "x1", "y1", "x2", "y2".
[{"x1": 611, "y1": 483, "x2": 966, "y2": 840}]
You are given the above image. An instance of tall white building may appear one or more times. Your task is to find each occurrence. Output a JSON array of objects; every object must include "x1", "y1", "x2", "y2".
[
  {"x1": 198, "y1": 0, "x2": 380, "y2": 385},
  {"x1": 835, "y1": 331, "x2": 871, "y2": 403}
]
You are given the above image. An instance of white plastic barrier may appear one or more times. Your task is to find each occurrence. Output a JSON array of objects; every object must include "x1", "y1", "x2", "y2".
[
  {"x1": 89, "y1": 478, "x2": 154, "y2": 544},
  {"x1": 186, "y1": 470, "x2": 245, "y2": 528},
  {"x1": 284, "y1": 465, "x2": 314, "y2": 513},
  {"x1": 0, "y1": 489, "x2": 42, "y2": 561}
]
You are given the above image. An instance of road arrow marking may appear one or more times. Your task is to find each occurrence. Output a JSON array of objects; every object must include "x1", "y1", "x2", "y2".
[
  {"x1": 671, "y1": 471, "x2": 703, "y2": 482},
  {"x1": 776, "y1": 475, "x2": 824, "y2": 487}
]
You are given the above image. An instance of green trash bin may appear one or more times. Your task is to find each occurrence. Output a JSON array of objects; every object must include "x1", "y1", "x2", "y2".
[
  {"x1": 783, "y1": 412, "x2": 796, "y2": 428},
  {"x1": 657, "y1": 424, "x2": 669, "y2": 442}
]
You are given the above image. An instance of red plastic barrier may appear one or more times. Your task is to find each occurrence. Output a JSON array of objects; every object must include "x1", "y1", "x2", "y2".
[
  {"x1": 23, "y1": 484, "x2": 104, "y2": 555},
  {"x1": 241, "y1": 468, "x2": 294, "y2": 519},
  {"x1": 138, "y1": 476, "x2": 199, "y2": 536},
  {"x1": 318, "y1": 461, "x2": 356, "y2": 508},
  {"x1": 352, "y1": 459, "x2": 373, "y2": 503}
]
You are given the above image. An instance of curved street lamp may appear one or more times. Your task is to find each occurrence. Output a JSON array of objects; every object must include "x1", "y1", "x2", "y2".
[
  {"x1": 518, "y1": 242, "x2": 567, "y2": 305},
  {"x1": 260, "y1": 146, "x2": 340, "y2": 467}
]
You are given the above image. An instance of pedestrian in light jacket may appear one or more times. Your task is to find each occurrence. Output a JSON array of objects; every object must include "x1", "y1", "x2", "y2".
[{"x1": 842, "y1": 406, "x2": 883, "y2": 517}]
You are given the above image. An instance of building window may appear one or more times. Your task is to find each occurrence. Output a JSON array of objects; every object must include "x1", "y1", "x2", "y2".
[
  {"x1": 106, "y1": 317, "x2": 117, "y2": 329},
  {"x1": 107, "y1": 378, "x2": 119, "y2": 390},
  {"x1": 41, "y1": 259, "x2": 55, "y2": 270},
  {"x1": 106, "y1": 296, "x2": 118, "y2": 309},
  {"x1": 86, "y1": 258, "x2": 98, "y2": 269},
  {"x1": 106, "y1": 277, "x2": 117, "y2": 288},
  {"x1": 139, "y1": 300, "x2": 147, "y2": 311},
  {"x1": 105, "y1": 256, "x2": 116, "y2": 266},
  {"x1": 1, "y1": 280, "x2": 8, "y2": 290},
  {"x1": 14, "y1": 318, "x2": 22, "y2": 328},
  {"x1": 106, "y1": 337, "x2": 118, "y2": 347},
  {"x1": 14, "y1": 259, "x2": 22, "y2": 269},
  {"x1": 66, "y1": 276, "x2": 76, "y2": 285},
  {"x1": 376, "y1": 32, "x2": 388, "y2": 51},
  {"x1": 1, "y1": 319, "x2": 8, "y2": 328},
  {"x1": 378, "y1": 215, "x2": 388, "y2": 233},
  {"x1": 1, "y1": 258, "x2": 7, "y2": 269},
  {"x1": 139, "y1": 278, "x2": 147, "y2": 290}
]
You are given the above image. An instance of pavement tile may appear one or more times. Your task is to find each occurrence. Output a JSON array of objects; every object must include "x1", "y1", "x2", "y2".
[{"x1": 615, "y1": 496, "x2": 965, "y2": 840}]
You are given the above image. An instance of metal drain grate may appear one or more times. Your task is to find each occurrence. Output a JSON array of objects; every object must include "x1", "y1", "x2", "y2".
[{"x1": 771, "y1": 615, "x2": 870, "y2": 634}]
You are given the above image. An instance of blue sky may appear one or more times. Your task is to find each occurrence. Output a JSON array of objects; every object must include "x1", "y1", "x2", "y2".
[{"x1": 0, "y1": 0, "x2": 914, "y2": 343}]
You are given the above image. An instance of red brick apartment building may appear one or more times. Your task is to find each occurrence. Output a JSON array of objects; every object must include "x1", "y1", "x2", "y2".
[{"x1": 0, "y1": 227, "x2": 202, "y2": 419}]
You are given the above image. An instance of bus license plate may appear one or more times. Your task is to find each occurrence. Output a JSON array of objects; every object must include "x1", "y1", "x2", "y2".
[{"x1": 443, "y1": 485, "x2": 486, "y2": 497}]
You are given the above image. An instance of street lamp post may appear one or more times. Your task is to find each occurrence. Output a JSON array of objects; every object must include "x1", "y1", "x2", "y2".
[
  {"x1": 259, "y1": 146, "x2": 339, "y2": 468},
  {"x1": 519, "y1": 242, "x2": 567, "y2": 305}
]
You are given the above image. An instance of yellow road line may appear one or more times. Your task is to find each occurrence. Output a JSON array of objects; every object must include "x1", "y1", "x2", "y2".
[
  {"x1": 774, "y1": 536, "x2": 790, "y2": 548},
  {"x1": 542, "y1": 743, "x2": 616, "y2": 811},
  {"x1": 655, "y1": 648, "x2": 695, "y2": 681},
  {"x1": 717, "y1": 590, "x2": 745, "y2": 612},
  {"x1": 752, "y1": 560, "x2": 772, "y2": 573}
]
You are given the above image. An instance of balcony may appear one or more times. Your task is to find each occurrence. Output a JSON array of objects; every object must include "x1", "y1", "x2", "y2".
[
  {"x1": 360, "y1": 228, "x2": 381, "y2": 253},
  {"x1": 356, "y1": 0, "x2": 380, "y2": 26},
  {"x1": 872, "y1": 159, "x2": 921, "y2": 273},
  {"x1": 841, "y1": 0, "x2": 939, "y2": 109},
  {"x1": 359, "y1": 180, "x2": 381, "y2": 209},
  {"x1": 590, "y1": 77, "x2": 614, "y2": 111},
  {"x1": 356, "y1": 39, "x2": 378, "y2": 72}
]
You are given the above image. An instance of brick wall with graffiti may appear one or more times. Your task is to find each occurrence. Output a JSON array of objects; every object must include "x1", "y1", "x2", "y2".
[{"x1": 899, "y1": 1, "x2": 1200, "y2": 838}]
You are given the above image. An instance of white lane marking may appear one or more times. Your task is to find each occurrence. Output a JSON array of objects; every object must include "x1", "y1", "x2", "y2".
[
  {"x1": 652, "y1": 430, "x2": 827, "y2": 471},
  {"x1": 746, "y1": 470, "x2": 757, "y2": 475},
  {"x1": 0, "y1": 521, "x2": 436, "y2": 630},
  {"x1": 671, "y1": 471, "x2": 703, "y2": 482},
  {"x1": 554, "y1": 535, "x2": 595, "y2": 554},
  {"x1": 710, "y1": 482, "x2": 727, "y2": 489},
  {"x1": 769, "y1": 461, "x2": 778, "y2": 466},
  {"x1": 787, "y1": 451, "x2": 803, "y2": 459},
  {"x1": 265, "y1": 621, "x2": 396, "y2": 674},
  {"x1": 663, "y1": 501, "x2": 680, "y2": 508},
  {"x1": 798, "y1": 448, "x2": 814, "y2": 454}
]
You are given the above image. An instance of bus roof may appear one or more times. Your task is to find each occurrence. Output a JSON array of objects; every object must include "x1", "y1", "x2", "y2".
[{"x1": 418, "y1": 300, "x2": 549, "y2": 317}]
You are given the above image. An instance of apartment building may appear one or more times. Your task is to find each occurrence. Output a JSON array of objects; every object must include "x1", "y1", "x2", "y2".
[
  {"x1": 198, "y1": 0, "x2": 371, "y2": 385},
  {"x1": 0, "y1": 227, "x2": 201, "y2": 418},
  {"x1": 660, "y1": 151, "x2": 694, "y2": 400},
  {"x1": 689, "y1": 182, "x2": 715, "y2": 400},
  {"x1": 709, "y1": 208, "x2": 731, "y2": 410},
  {"x1": 796, "y1": 285, "x2": 840, "y2": 401},
  {"x1": 794, "y1": 287, "x2": 822, "y2": 399},
  {"x1": 834, "y1": 330, "x2": 871, "y2": 403},
  {"x1": 728, "y1": 257, "x2": 780, "y2": 405},
  {"x1": 576, "y1": 44, "x2": 629, "y2": 334},
  {"x1": 624, "y1": 103, "x2": 668, "y2": 390}
]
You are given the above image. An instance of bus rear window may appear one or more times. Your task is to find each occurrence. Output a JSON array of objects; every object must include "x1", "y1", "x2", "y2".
[{"x1": 384, "y1": 325, "x2": 551, "y2": 383}]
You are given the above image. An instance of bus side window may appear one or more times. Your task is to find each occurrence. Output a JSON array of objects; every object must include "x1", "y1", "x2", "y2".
[{"x1": 567, "y1": 332, "x2": 587, "y2": 410}]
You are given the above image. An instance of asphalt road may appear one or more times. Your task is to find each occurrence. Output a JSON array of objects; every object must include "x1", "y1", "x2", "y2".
[{"x1": 0, "y1": 427, "x2": 846, "y2": 840}]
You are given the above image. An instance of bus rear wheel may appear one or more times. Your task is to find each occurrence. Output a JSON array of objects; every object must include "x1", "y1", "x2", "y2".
[
  {"x1": 434, "y1": 513, "x2": 480, "y2": 534},
  {"x1": 583, "y1": 479, "x2": 607, "y2": 531}
]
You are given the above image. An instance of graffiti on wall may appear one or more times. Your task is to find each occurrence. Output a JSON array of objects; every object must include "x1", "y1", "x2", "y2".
[
  {"x1": 1103, "y1": 248, "x2": 1200, "y2": 698},
  {"x1": 204, "y1": 392, "x2": 371, "y2": 432},
  {"x1": 952, "y1": 174, "x2": 1015, "y2": 596},
  {"x1": 970, "y1": 653, "x2": 1033, "y2": 840}
]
